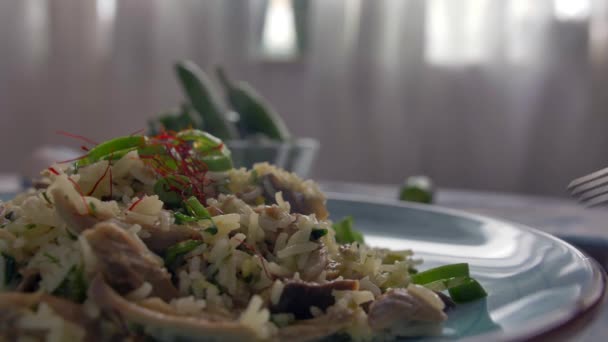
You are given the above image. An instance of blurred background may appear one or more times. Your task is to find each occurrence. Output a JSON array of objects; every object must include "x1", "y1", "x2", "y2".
[{"x1": 1, "y1": 0, "x2": 607, "y2": 197}]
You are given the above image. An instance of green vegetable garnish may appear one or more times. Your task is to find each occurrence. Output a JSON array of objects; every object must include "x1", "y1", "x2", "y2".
[
  {"x1": 399, "y1": 175, "x2": 434, "y2": 204},
  {"x1": 44, "y1": 253, "x2": 60, "y2": 265},
  {"x1": 76, "y1": 135, "x2": 146, "y2": 167},
  {"x1": 332, "y1": 216, "x2": 364, "y2": 244},
  {"x1": 411, "y1": 263, "x2": 469, "y2": 285},
  {"x1": 184, "y1": 197, "x2": 211, "y2": 220},
  {"x1": 175, "y1": 61, "x2": 237, "y2": 140},
  {"x1": 310, "y1": 228, "x2": 328, "y2": 241},
  {"x1": 165, "y1": 240, "x2": 204, "y2": 266},
  {"x1": 2, "y1": 253, "x2": 16, "y2": 285},
  {"x1": 153, "y1": 175, "x2": 191, "y2": 209},
  {"x1": 204, "y1": 226, "x2": 218, "y2": 235},
  {"x1": 174, "y1": 212, "x2": 197, "y2": 224},
  {"x1": 448, "y1": 277, "x2": 488, "y2": 303},
  {"x1": 53, "y1": 266, "x2": 87, "y2": 302},
  {"x1": 216, "y1": 67, "x2": 291, "y2": 141}
]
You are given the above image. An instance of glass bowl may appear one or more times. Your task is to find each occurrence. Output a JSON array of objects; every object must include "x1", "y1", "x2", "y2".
[{"x1": 226, "y1": 138, "x2": 319, "y2": 177}]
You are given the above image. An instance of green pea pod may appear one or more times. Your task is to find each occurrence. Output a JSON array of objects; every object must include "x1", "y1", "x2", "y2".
[
  {"x1": 177, "y1": 129, "x2": 233, "y2": 171},
  {"x1": 448, "y1": 277, "x2": 488, "y2": 303},
  {"x1": 216, "y1": 67, "x2": 291, "y2": 141},
  {"x1": 77, "y1": 136, "x2": 146, "y2": 167},
  {"x1": 411, "y1": 263, "x2": 470, "y2": 285},
  {"x1": 175, "y1": 61, "x2": 237, "y2": 140},
  {"x1": 153, "y1": 175, "x2": 192, "y2": 208},
  {"x1": 184, "y1": 196, "x2": 211, "y2": 219}
]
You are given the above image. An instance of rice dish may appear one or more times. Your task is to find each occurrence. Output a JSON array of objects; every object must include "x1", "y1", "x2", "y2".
[{"x1": 0, "y1": 129, "x2": 484, "y2": 341}]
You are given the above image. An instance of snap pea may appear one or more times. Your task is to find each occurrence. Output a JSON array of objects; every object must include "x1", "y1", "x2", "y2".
[
  {"x1": 448, "y1": 277, "x2": 488, "y2": 303},
  {"x1": 177, "y1": 129, "x2": 233, "y2": 171},
  {"x1": 216, "y1": 67, "x2": 291, "y2": 141},
  {"x1": 76, "y1": 136, "x2": 146, "y2": 167},
  {"x1": 411, "y1": 263, "x2": 469, "y2": 285},
  {"x1": 175, "y1": 61, "x2": 237, "y2": 140}
]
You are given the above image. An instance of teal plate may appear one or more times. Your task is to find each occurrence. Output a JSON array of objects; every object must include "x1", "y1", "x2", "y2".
[{"x1": 327, "y1": 193, "x2": 606, "y2": 342}]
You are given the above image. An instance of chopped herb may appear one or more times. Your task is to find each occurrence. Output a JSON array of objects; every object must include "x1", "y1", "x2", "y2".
[
  {"x1": 185, "y1": 196, "x2": 211, "y2": 220},
  {"x1": 88, "y1": 201, "x2": 97, "y2": 215},
  {"x1": 204, "y1": 226, "x2": 218, "y2": 235},
  {"x1": 25, "y1": 223, "x2": 37, "y2": 230},
  {"x1": 43, "y1": 253, "x2": 60, "y2": 265},
  {"x1": 41, "y1": 192, "x2": 53, "y2": 205},
  {"x1": 53, "y1": 266, "x2": 87, "y2": 302},
  {"x1": 310, "y1": 228, "x2": 328, "y2": 241},
  {"x1": 174, "y1": 212, "x2": 197, "y2": 224},
  {"x1": 165, "y1": 240, "x2": 204, "y2": 266},
  {"x1": 2, "y1": 253, "x2": 16, "y2": 285},
  {"x1": 332, "y1": 216, "x2": 364, "y2": 244}
]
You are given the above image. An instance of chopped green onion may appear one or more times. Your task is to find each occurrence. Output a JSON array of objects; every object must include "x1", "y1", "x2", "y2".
[
  {"x1": 204, "y1": 226, "x2": 218, "y2": 235},
  {"x1": 53, "y1": 266, "x2": 87, "y2": 303},
  {"x1": 41, "y1": 192, "x2": 52, "y2": 205},
  {"x1": 165, "y1": 240, "x2": 204, "y2": 266},
  {"x1": 310, "y1": 228, "x2": 328, "y2": 241},
  {"x1": 411, "y1": 263, "x2": 469, "y2": 285},
  {"x1": 174, "y1": 212, "x2": 197, "y2": 224},
  {"x1": 332, "y1": 216, "x2": 364, "y2": 244},
  {"x1": 185, "y1": 196, "x2": 211, "y2": 220},
  {"x1": 448, "y1": 277, "x2": 488, "y2": 303},
  {"x1": 2, "y1": 253, "x2": 16, "y2": 285},
  {"x1": 76, "y1": 135, "x2": 146, "y2": 167}
]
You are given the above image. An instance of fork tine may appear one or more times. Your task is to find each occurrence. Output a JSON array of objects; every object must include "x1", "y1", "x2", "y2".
[
  {"x1": 575, "y1": 184, "x2": 608, "y2": 202},
  {"x1": 568, "y1": 175, "x2": 608, "y2": 196},
  {"x1": 568, "y1": 166, "x2": 608, "y2": 190},
  {"x1": 582, "y1": 192, "x2": 608, "y2": 207}
]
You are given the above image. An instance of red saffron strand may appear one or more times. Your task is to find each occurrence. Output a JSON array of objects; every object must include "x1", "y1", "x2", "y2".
[
  {"x1": 87, "y1": 161, "x2": 112, "y2": 196},
  {"x1": 67, "y1": 177, "x2": 93, "y2": 215},
  {"x1": 109, "y1": 167, "x2": 113, "y2": 198},
  {"x1": 56, "y1": 130, "x2": 98, "y2": 145},
  {"x1": 48, "y1": 167, "x2": 60, "y2": 175},
  {"x1": 80, "y1": 145, "x2": 90, "y2": 151},
  {"x1": 128, "y1": 197, "x2": 145, "y2": 211}
]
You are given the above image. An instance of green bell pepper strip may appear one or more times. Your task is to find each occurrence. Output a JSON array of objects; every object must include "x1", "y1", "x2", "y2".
[
  {"x1": 76, "y1": 136, "x2": 146, "y2": 167},
  {"x1": 184, "y1": 196, "x2": 211, "y2": 220},
  {"x1": 411, "y1": 263, "x2": 470, "y2": 285},
  {"x1": 165, "y1": 240, "x2": 204, "y2": 266},
  {"x1": 175, "y1": 61, "x2": 237, "y2": 140},
  {"x1": 448, "y1": 277, "x2": 488, "y2": 303},
  {"x1": 216, "y1": 67, "x2": 291, "y2": 141}
]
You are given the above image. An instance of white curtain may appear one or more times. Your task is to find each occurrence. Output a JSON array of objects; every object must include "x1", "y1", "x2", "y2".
[{"x1": 0, "y1": 0, "x2": 605, "y2": 196}]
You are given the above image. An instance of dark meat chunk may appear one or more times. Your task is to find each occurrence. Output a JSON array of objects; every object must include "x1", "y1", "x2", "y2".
[
  {"x1": 15, "y1": 268, "x2": 40, "y2": 292},
  {"x1": 278, "y1": 307, "x2": 354, "y2": 342},
  {"x1": 83, "y1": 222, "x2": 179, "y2": 301},
  {"x1": 261, "y1": 174, "x2": 328, "y2": 220},
  {"x1": 273, "y1": 279, "x2": 359, "y2": 319}
]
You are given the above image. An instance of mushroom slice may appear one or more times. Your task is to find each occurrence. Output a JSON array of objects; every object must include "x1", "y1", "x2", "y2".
[
  {"x1": 89, "y1": 275, "x2": 258, "y2": 342},
  {"x1": 83, "y1": 222, "x2": 179, "y2": 301},
  {"x1": 368, "y1": 285, "x2": 447, "y2": 331},
  {"x1": 273, "y1": 279, "x2": 359, "y2": 319}
]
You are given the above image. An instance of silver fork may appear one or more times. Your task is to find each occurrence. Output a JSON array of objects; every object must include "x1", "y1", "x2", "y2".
[{"x1": 568, "y1": 167, "x2": 608, "y2": 207}]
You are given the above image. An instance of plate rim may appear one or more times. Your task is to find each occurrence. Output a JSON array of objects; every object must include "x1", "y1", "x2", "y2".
[{"x1": 326, "y1": 192, "x2": 607, "y2": 342}]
